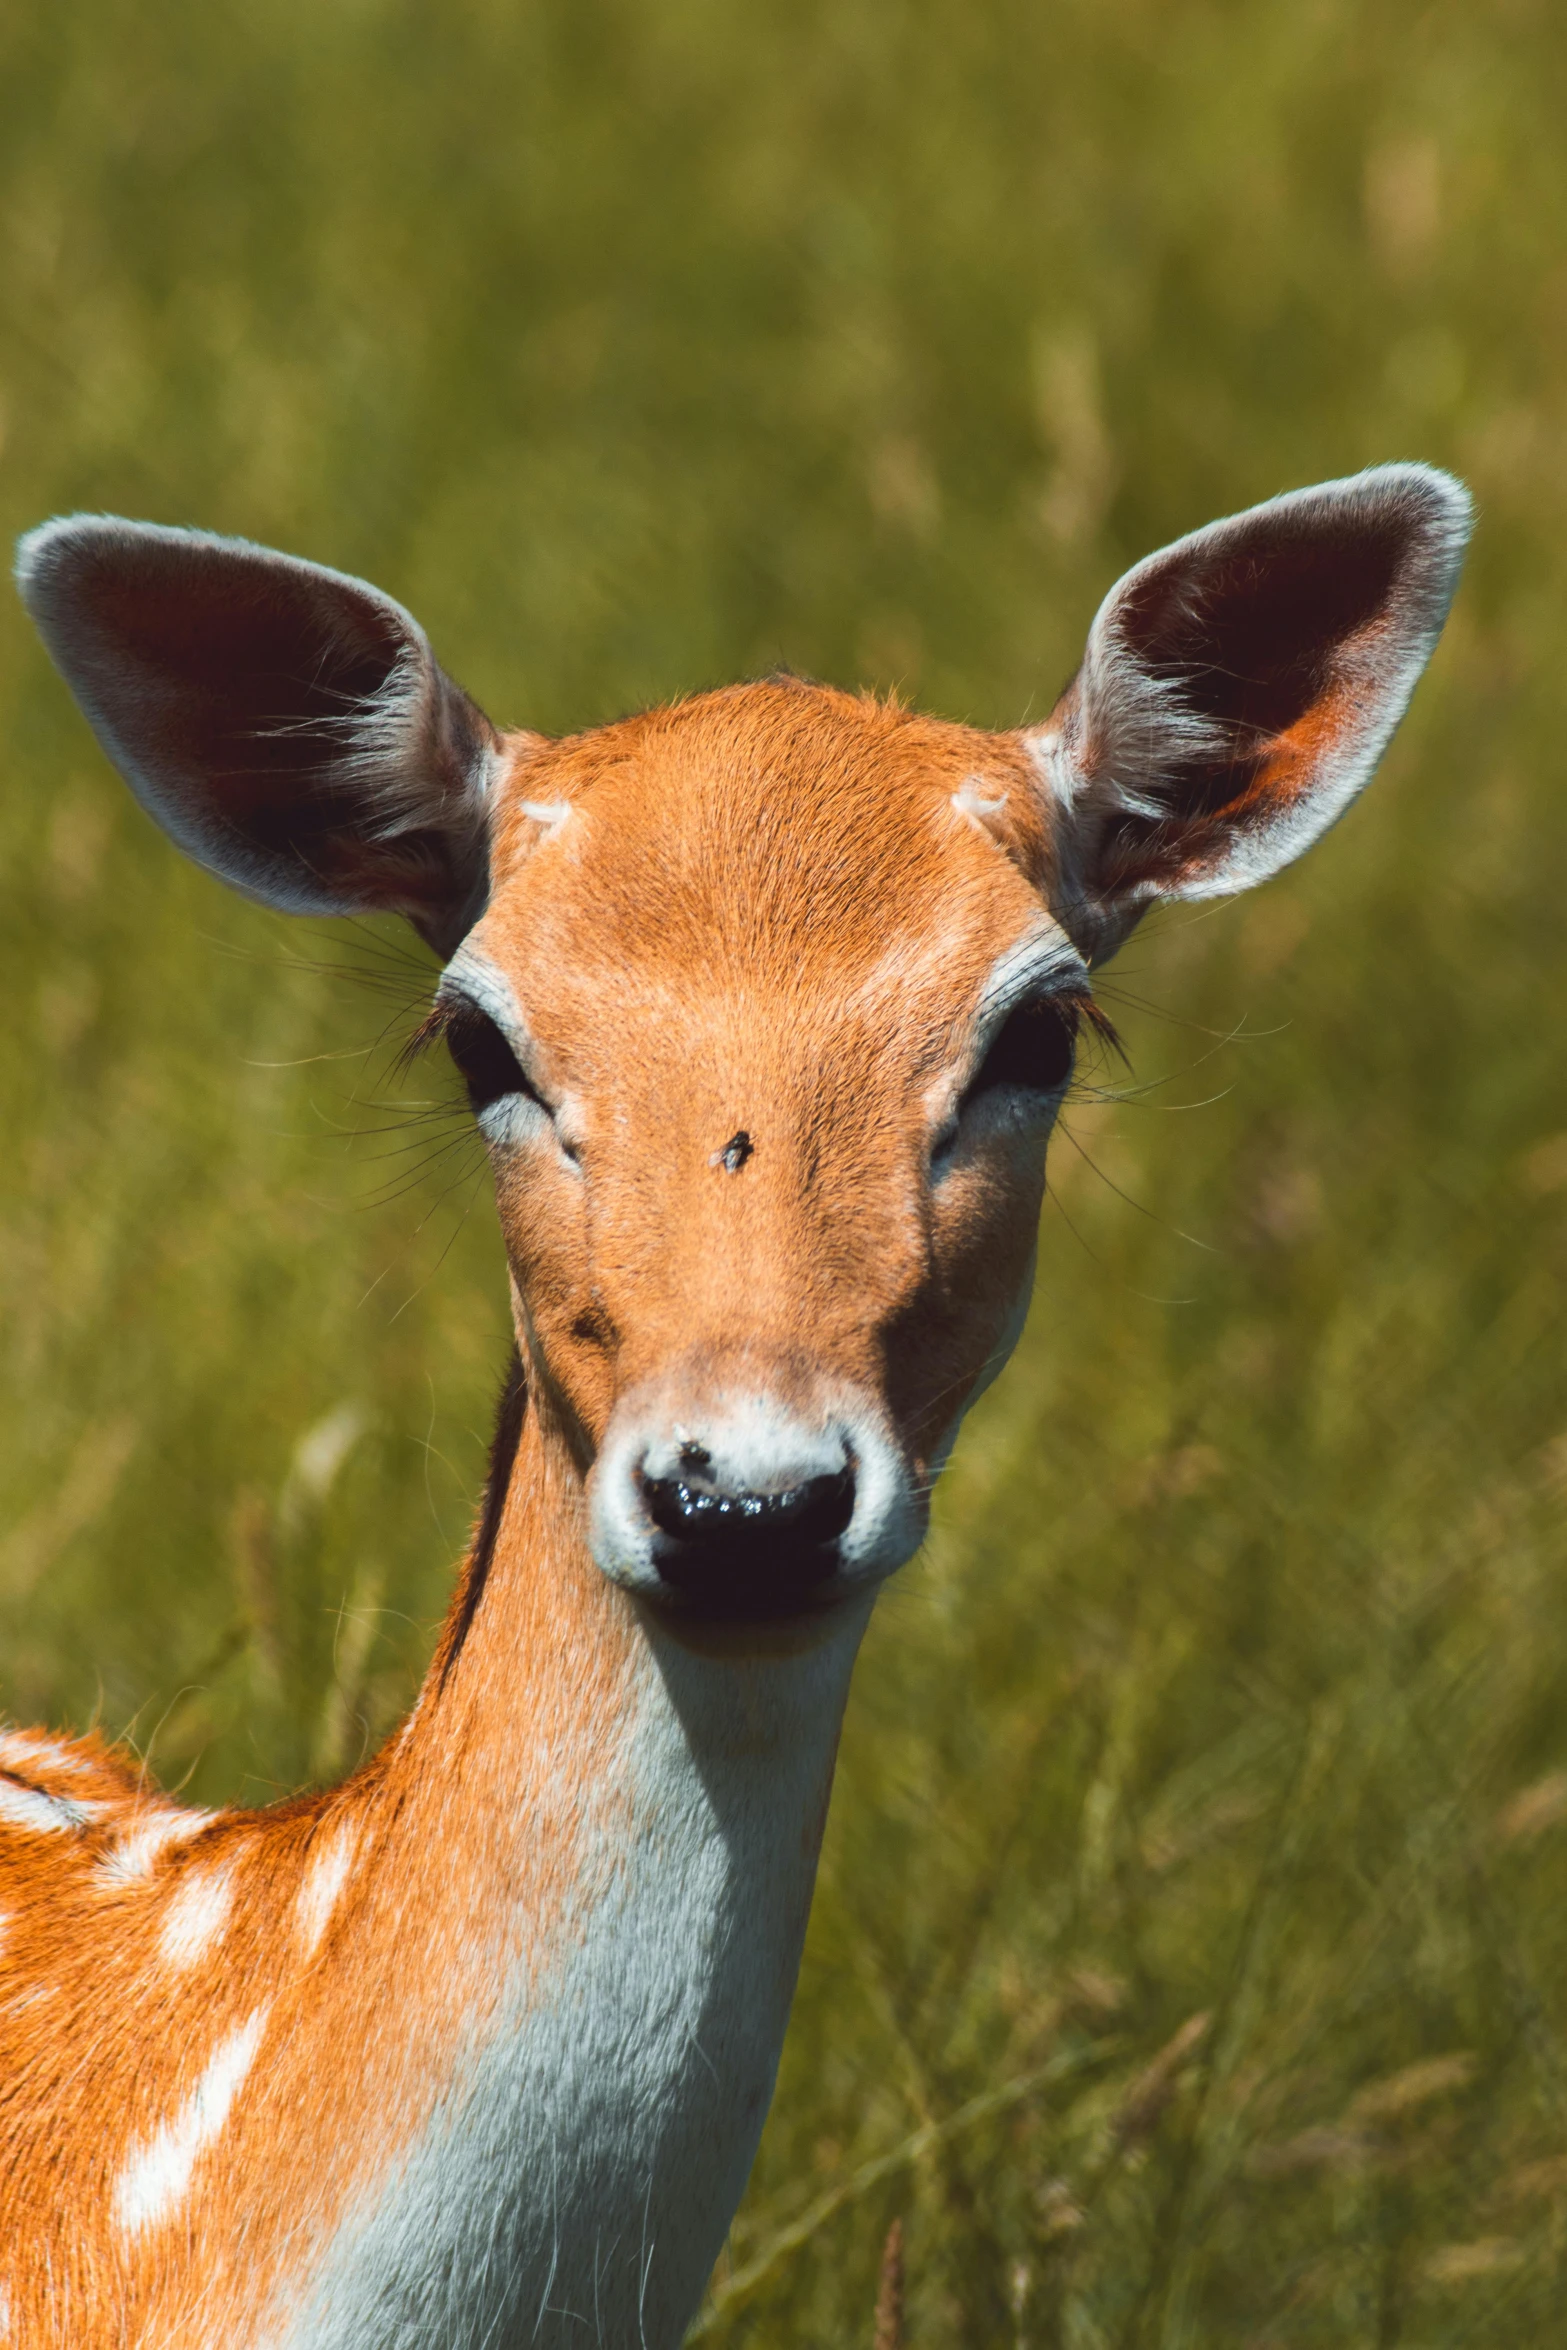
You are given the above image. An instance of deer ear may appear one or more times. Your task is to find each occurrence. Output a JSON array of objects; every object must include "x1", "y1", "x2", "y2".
[
  {"x1": 1026, "y1": 465, "x2": 1472, "y2": 958},
  {"x1": 15, "y1": 516, "x2": 499, "y2": 958}
]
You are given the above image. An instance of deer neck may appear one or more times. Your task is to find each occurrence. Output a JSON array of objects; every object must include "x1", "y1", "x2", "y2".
[{"x1": 271, "y1": 1370, "x2": 867, "y2": 2349}]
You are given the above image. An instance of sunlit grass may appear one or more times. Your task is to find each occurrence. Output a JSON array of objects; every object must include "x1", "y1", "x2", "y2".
[{"x1": 2, "y1": 0, "x2": 1565, "y2": 2337}]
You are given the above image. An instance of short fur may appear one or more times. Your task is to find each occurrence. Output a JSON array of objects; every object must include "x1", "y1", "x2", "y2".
[{"x1": 2, "y1": 468, "x2": 1468, "y2": 2347}]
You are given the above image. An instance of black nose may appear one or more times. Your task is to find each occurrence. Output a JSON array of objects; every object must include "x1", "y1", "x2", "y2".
[{"x1": 642, "y1": 1467, "x2": 855, "y2": 1619}]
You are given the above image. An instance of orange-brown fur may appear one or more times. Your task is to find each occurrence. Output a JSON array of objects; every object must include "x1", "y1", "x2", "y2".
[
  {"x1": 4, "y1": 454, "x2": 1469, "y2": 2344},
  {"x1": 0, "y1": 686, "x2": 1059, "y2": 2345},
  {"x1": 1, "y1": 1407, "x2": 638, "y2": 2343},
  {"x1": 480, "y1": 685, "x2": 1055, "y2": 1480}
]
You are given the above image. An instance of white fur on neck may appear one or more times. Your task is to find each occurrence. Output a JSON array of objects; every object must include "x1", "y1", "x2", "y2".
[{"x1": 257, "y1": 1612, "x2": 866, "y2": 2350}]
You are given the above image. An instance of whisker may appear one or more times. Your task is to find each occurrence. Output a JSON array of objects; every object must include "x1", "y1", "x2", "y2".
[
  {"x1": 1042, "y1": 1173, "x2": 1109, "y2": 1270},
  {"x1": 387, "y1": 1165, "x2": 492, "y2": 1324},
  {"x1": 1053, "y1": 1122, "x2": 1220, "y2": 1254},
  {"x1": 359, "y1": 1140, "x2": 486, "y2": 1211}
]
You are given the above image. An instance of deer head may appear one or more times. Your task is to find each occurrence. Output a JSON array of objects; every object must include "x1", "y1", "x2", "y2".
[{"x1": 17, "y1": 467, "x2": 1469, "y2": 1632}]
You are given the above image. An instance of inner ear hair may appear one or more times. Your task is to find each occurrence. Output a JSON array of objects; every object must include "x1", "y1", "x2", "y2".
[
  {"x1": 1032, "y1": 463, "x2": 1472, "y2": 945},
  {"x1": 15, "y1": 515, "x2": 501, "y2": 958}
]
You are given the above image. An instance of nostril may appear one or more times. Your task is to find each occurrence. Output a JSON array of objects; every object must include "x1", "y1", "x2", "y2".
[{"x1": 644, "y1": 1468, "x2": 854, "y2": 1551}]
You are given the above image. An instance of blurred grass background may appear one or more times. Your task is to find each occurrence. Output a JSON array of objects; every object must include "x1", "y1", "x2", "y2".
[{"x1": 2, "y1": 0, "x2": 1565, "y2": 2339}]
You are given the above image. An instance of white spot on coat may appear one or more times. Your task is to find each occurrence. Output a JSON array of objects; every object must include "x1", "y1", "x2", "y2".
[
  {"x1": 0, "y1": 1778, "x2": 101, "y2": 1836},
  {"x1": 0, "y1": 1732, "x2": 95, "y2": 1779},
  {"x1": 98, "y1": 1808, "x2": 218, "y2": 1886},
  {"x1": 160, "y1": 1865, "x2": 236, "y2": 1969},
  {"x1": 295, "y1": 1822, "x2": 360, "y2": 1958},
  {"x1": 114, "y1": 2006, "x2": 269, "y2": 2235}
]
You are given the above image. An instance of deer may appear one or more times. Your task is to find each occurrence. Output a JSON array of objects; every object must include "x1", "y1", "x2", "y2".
[{"x1": 1, "y1": 464, "x2": 1469, "y2": 2348}]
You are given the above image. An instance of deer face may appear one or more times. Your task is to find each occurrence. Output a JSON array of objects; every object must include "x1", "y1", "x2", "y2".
[
  {"x1": 16, "y1": 467, "x2": 1469, "y2": 1624},
  {"x1": 436, "y1": 688, "x2": 1071, "y2": 1617}
]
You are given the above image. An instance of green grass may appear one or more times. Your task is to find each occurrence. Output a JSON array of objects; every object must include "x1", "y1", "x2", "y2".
[{"x1": 3, "y1": 1, "x2": 1566, "y2": 2338}]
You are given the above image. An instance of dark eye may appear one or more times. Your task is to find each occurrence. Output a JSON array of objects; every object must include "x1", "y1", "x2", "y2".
[
  {"x1": 442, "y1": 1004, "x2": 541, "y2": 1117},
  {"x1": 965, "y1": 998, "x2": 1078, "y2": 1103}
]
